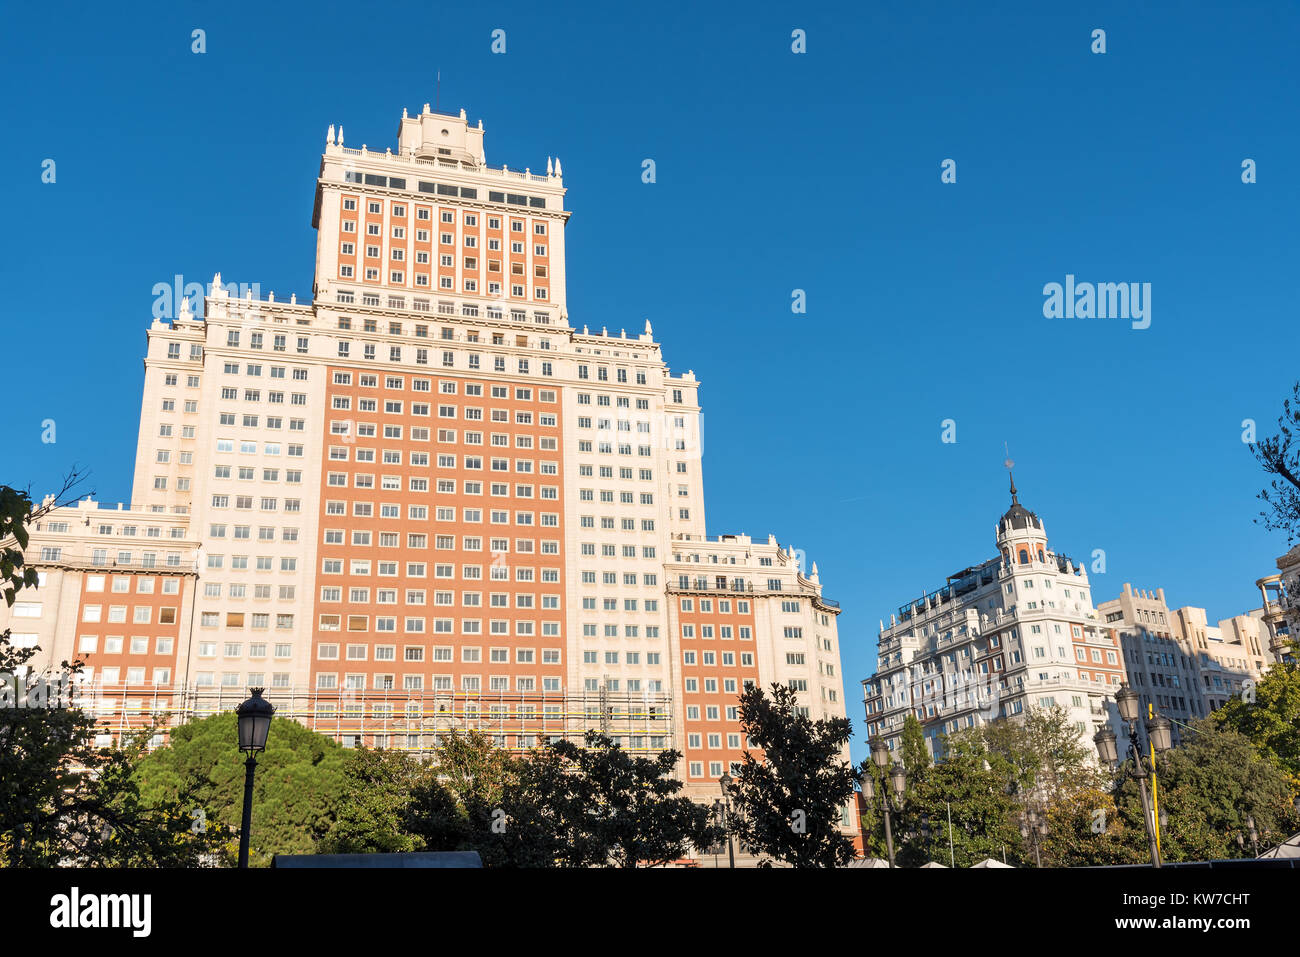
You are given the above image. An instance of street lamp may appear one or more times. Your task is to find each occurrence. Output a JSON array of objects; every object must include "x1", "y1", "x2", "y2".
[
  {"x1": 1095, "y1": 682, "x2": 1170, "y2": 868},
  {"x1": 1020, "y1": 807, "x2": 1048, "y2": 867},
  {"x1": 867, "y1": 735, "x2": 904, "y2": 868},
  {"x1": 717, "y1": 772, "x2": 736, "y2": 869},
  {"x1": 235, "y1": 688, "x2": 275, "y2": 869},
  {"x1": 1146, "y1": 715, "x2": 1172, "y2": 754}
]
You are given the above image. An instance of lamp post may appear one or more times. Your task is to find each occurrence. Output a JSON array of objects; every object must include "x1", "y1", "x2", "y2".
[
  {"x1": 1094, "y1": 682, "x2": 1170, "y2": 868},
  {"x1": 717, "y1": 772, "x2": 736, "y2": 869},
  {"x1": 235, "y1": 688, "x2": 275, "y2": 869},
  {"x1": 867, "y1": 735, "x2": 906, "y2": 867},
  {"x1": 1019, "y1": 807, "x2": 1048, "y2": 867}
]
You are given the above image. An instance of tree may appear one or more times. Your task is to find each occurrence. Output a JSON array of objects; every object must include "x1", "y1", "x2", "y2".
[
  {"x1": 437, "y1": 742, "x2": 574, "y2": 868},
  {"x1": 1111, "y1": 721, "x2": 1300, "y2": 862},
  {"x1": 973, "y1": 706, "x2": 1103, "y2": 807},
  {"x1": 393, "y1": 731, "x2": 719, "y2": 867},
  {"x1": 538, "y1": 731, "x2": 719, "y2": 868},
  {"x1": 132, "y1": 712, "x2": 349, "y2": 866},
  {"x1": 900, "y1": 714, "x2": 931, "y2": 775},
  {"x1": 0, "y1": 640, "x2": 219, "y2": 867},
  {"x1": 319, "y1": 748, "x2": 449, "y2": 854},
  {"x1": 1102, "y1": 722, "x2": 1300, "y2": 863},
  {"x1": 892, "y1": 744, "x2": 1024, "y2": 868},
  {"x1": 729, "y1": 683, "x2": 858, "y2": 867},
  {"x1": 1041, "y1": 784, "x2": 1148, "y2": 868},
  {"x1": 431, "y1": 728, "x2": 525, "y2": 810},
  {"x1": 1212, "y1": 659, "x2": 1300, "y2": 788},
  {"x1": 1251, "y1": 380, "x2": 1300, "y2": 542}
]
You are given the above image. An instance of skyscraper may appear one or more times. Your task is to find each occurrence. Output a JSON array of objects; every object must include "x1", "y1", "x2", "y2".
[{"x1": 3, "y1": 105, "x2": 847, "y2": 801}]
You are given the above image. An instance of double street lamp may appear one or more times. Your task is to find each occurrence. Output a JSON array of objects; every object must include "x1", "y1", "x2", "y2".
[
  {"x1": 865, "y1": 735, "x2": 907, "y2": 867},
  {"x1": 715, "y1": 772, "x2": 736, "y2": 869},
  {"x1": 1236, "y1": 815, "x2": 1260, "y2": 857},
  {"x1": 235, "y1": 688, "x2": 275, "y2": 869},
  {"x1": 1093, "y1": 682, "x2": 1171, "y2": 868},
  {"x1": 1020, "y1": 807, "x2": 1048, "y2": 867}
]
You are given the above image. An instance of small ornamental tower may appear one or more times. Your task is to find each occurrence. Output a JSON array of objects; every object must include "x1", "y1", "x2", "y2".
[{"x1": 996, "y1": 471, "x2": 1048, "y2": 567}]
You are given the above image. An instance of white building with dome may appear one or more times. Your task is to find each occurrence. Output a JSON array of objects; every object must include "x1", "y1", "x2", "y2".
[{"x1": 863, "y1": 476, "x2": 1124, "y2": 762}]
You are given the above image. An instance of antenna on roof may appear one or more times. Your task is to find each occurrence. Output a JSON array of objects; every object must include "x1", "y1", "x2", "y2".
[
  {"x1": 1003, "y1": 442, "x2": 1018, "y2": 503},
  {"x1": 436, "y1": 71, "x2": 440, "y2": 112}
]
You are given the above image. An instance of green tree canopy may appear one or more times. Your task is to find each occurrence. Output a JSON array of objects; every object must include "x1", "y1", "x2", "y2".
[
  {"x1": 900, "y1": 713, "x2": 931, "y2": 774},
  {"x1": 1112, "y1": 721, "x2": 1300, "y2": 863},
  {"x1": 537, "y1": 731, "x2": 719, "y2": 867},
  {"x1": 133, "y1": 712, "x2": 349, "y2": 866},
  {"x1": 319, "y1": 748, "x2": 446, "y2": 854},
  {"x1": 1211, "y1": 659, "x2": 1300, "y2": 787},
  {"x1": 729, "y1": 683, "x2": 858, "y2": 867}
]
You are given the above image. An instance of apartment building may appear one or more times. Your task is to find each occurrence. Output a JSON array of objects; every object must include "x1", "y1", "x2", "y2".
[
  {"x1": 1096, "y1": 585, "x2": 1207, "y2": 744},
  {"x1": 1096, "y1": 582, "x2": 1275, "y2": 736},
  {"x1": 1170, "y1": 606, "x2": 1269, "y2": 711},
  {"x1": 862, "y1": 477, "x2": 1122, "y2": 763},
  {"x1": 0, "y1": 104, "x2": 846, "y2": 802}
]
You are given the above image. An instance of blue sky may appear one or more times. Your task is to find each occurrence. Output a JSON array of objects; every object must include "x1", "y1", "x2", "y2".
[{"x1": 3, "y1": 1, "x2": 1296, "y2": 764}]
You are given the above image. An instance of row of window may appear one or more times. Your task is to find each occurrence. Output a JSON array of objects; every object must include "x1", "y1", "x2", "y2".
[
  {"x1": 209, "y1": 496, "x2": 302, "y2": 513},
  {"x1": 330, "y1": 397, "x2": 556, "y2": 424},
  {"x1": 220, "y1": 331, "x2": 309, "y2": 353},
  {"x1": 84, "y1": 575, "x2": 181, "y2": 595},
  {"x1": 338, "y1": 264, "x2": 547, "y2": 298},
  {"x1": 332, "y1": 294, "x2": 553, "y2": 329},
  {"x1": 318, "y1": 673, "x2": 562, "y2": 693},
  {"x1": 317, "y1": 615, "x2": 559, "y2": 638},
  {"x1": 683, "y1": 651, "x2": 753, "y2": 667},
  {"x1": 217, "y1": 388, "x2": 308, "y2": 405},
  {"x1": 213, "y1": 438, "x2": 305, "y2": 454},
  {"x1": 686, "y1": 733, "x2": 745, "y2": 751},
  {"x1": 202, "y1": 577, "x2": 296, "y2": 597},
  {"x1": 342, "y1": 244, "x2": 548, "y2": 267},
  {"x1": 680, "y1": 624, "x2": 754, "y2": 640},
  {"x1": 77, "y1": 550, "x2": 187, "y2": 567},
  {"x1": 680, "y1": 598, "x2": 753, "y2": 615},
  {"x1": 579, "y1": 624, "x2": 663, "y2": 638},
  {"x1": 77, "y1": 634, "x2": 173, "y2": 655},
  {"x1": 319, "y1": 643, "x2": 560, "y2": 663},
  {"x1": 74, "y1": 524, "x2": 187, "y2": 539},
  {"x1": 81, "y1": 605, "x2": 177, "y2": 624},
  {"x1": 329, "y1": 450, "x2": 557, "y2": 471},
  {"x1": 220, "y1": 363, "x2": 309, "y2": 380},
  {"x1": 196, "y1": 611, "x2": 295, "y2": 628},
  {"x1": 85, "y1": 666, "x2": 172, "y2": 686}
]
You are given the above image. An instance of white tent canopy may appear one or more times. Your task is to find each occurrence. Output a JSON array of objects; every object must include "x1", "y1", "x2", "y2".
[
  {"x1": 1259, "y1": 832, "x2": 1300, "y2": 859},
  {"x1": 970, "y1": 858, "x2": 1014, "y2": 868}
]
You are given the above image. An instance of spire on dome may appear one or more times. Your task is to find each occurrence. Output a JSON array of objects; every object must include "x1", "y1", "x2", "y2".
[
  {"x1": 1004, "y1": 443, "x2": 1018, "y2": 506},
  {"x1": 997, "y1": 457, "x2": 1042, "y2": 534}
]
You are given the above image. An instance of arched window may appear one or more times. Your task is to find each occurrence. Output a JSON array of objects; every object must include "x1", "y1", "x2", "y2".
[
  {"x1": 1018, "y1": 549, "x2": 1029, "y2": 564},
  {"x1": 1038, "y1": 549, "x2": 1045, "y2": 563}
]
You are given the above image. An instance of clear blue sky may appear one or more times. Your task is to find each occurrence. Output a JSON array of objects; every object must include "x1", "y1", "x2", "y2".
[{"x1": 3, "y1": 1, "x2": 1296, "y2": 765}]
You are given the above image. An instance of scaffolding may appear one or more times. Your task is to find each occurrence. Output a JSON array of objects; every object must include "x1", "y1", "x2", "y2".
[{"x1": 70, "y1": 679, "x2": 676, "y2": 756}]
